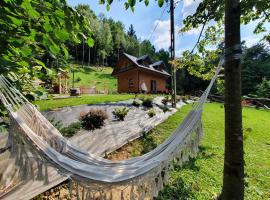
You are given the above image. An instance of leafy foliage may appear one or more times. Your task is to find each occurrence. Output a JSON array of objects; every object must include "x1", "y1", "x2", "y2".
[
  {"x1": 0, "y1": 0, "x2": 93, "y2": 93},
  {"x1": 112, "y1": 107, "x2": 129, "y2": 121},
  {"x1": 80, "y1": 109, "x2": 108, "y2": 130},
  {"x1": 241, "y1": 44, "x2": 270, "y2": 95}
]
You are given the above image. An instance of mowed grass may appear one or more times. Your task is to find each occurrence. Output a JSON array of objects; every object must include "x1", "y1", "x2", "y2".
[
  {"x1": 70, "y1": 65, "x2": 117, "y2": 91},
  {"x1": 34, "y1": 94, "x2": 135, "y2": 111},
  {"x1": 120, "y1": 103, "x2": 270, "y2": 199}
]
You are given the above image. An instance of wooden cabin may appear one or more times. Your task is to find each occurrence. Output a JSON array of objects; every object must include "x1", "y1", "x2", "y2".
[{"x1": 112, "y1": 53, "x2": 171, "y2": 93}]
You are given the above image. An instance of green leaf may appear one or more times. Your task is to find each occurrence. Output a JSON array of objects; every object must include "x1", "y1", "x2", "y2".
[
  {"x1": 158, "y1": 0, "x2": 164, "y2": 7},
  {"x1": 106, "y1": 4, "x2": 110, "y2": 11},
  {"x1": 34, "y1": 59, "x2": 45, "y2": 67},
  {"x1": 128, "y1": 0, "x2": 136, "y2": 7},
  {"x1": 44, "y1": 19, "x2": 53, "y2": 32},
  {"x1": 49, "y1": 42, "x2": 60, "y2": 55},
  {"x1": 8, "y1": 15, "x2": 22, "y2": 26},
  {"x1": 63, "y1": 46, "x2": 69, "y2": 59},
  {"x1": 124, "y1": 2, "x2": 130, "y2": 9},
  {"x1": 55, "y1": 29, "x2": 69, "y2": 41},
  {"x1": 21, "y1": 47, "x2": 32, "y2": 57},
  {"x1": 145, "y1": 0, "x2": 149, "y2": 6},
  {"x1": 21, "y1": 0, "x2": 40, "y2": 18},
  {"x1": 87, "y1": 38, "x2": 95, "y2": 47}
]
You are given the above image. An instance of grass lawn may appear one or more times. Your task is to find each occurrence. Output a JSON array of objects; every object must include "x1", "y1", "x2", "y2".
[
  {"x1": 70, "y1": 65, "x2": 117, "y2": 91},
  {"x1": 34, "y1": 94, "x2": 135, "y2": 111},
  {"x1": 110, "y1": 103, "x2": 270, "y2": 199}
]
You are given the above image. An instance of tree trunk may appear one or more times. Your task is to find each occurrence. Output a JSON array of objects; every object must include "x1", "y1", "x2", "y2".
[
  {"x1": 88, "y1": 47, "x2": 91, "y2": 67},
  {"x1": 222, "y1": 0, "x2": 244, "y2": 199},
  {"x1": 82, "y1": 38, "x2": 85, "y2": 68}
]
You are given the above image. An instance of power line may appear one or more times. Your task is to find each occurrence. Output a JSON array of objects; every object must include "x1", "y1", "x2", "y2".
[{"x1": 148, "y1": 4, "x2": 169, "y2": 41}]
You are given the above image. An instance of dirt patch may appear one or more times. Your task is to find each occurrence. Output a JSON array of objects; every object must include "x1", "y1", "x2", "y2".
[{"x1": 106, "y1": 143, "x2": 133, "y2": 161}]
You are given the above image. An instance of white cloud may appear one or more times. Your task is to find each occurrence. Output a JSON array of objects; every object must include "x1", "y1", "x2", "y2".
[
  {"x1": 242, "y1": 36, "x2": 261, "y2": 47},
  {"x1": 152, "y1": 19, "x2": 180, "y2": 50},
  {"x1": 182, "y1": 0, "x2": 202, "y2": 18},
  {"x1": 183, "y1": 0, "x2": 202, "y2": 18},
  {"x1": 175, "y1": 49, "x2": 185, "y2": 57}
]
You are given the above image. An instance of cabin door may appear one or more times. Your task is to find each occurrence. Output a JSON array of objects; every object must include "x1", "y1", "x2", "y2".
[{"x1": 151, "y1": 80, "x2": 157, "y2": 93}]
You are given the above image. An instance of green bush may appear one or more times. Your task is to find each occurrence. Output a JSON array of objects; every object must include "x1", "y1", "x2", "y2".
[
  {"x1": 61, "y1": 122, "x2": 81, "y2": 137},
  {"x1": 256, "y1": 78, "x2": 270, "y2": 98},
  {"x1": 80, "y1": 109, "x2": 108, "y2": 130},
  {"x1": 147, "y1": 108, "x2": 156, "y2": 118},
  {"x1": 142, "y1": 97, "x2": 153, "y2": 108},
  {"x1": 112, "y1": 107, "x2": 129, "y2": 121},
  {"x1": 132, "y1": 100, "x2": 141, "y2": 107}
]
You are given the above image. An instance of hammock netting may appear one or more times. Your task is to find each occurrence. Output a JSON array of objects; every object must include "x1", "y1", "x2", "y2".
[{"x1": 0, "y1": 60, "x2": 222, "y2": 200}]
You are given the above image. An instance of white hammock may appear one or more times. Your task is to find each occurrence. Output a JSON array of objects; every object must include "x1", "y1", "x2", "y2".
[{"x1": 0, "y1": 60, "x2": 222, "y2": 199}]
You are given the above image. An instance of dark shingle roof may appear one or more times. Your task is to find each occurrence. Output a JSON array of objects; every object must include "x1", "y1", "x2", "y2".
[{"x1": 122, "y1": 53, "x2": 170, "y2": 76}]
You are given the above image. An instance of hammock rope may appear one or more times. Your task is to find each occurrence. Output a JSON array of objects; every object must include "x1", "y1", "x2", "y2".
[{"x1": 0, "y1": 59, "x2": 223, "y2": 199}]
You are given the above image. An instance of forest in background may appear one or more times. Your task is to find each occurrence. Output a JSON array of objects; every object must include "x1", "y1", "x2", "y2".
[{"x1": 0, "y1": 1, "x2": 269, "y2": 97}]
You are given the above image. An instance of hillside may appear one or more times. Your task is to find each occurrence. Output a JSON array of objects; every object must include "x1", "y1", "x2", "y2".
[{"x1": 70, "y1": 65, "x2": 117, "y2": 92}]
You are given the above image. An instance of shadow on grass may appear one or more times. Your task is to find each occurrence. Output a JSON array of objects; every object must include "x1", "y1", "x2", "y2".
[{"x1": 96, "y1": 73, "x2": 115, "y2": 80}]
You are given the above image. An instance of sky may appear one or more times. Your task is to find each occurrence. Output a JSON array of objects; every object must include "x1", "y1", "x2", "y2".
[{"x1": 67, "y1": 0, "x2": 269, "y2": 57}]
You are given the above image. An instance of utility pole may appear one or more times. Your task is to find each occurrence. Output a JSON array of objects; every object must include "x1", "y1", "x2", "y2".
[
  {"x1": 222, "y1": 0, "x2": 244, "y2": 199},
  {"x1": 170, "y1": 0, "x2": 176, "y2": 107}
]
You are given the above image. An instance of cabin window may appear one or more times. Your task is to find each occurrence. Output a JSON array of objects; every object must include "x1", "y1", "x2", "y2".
[{"x1": 129, "y1": 79, "x2": 134, "y2": 89}]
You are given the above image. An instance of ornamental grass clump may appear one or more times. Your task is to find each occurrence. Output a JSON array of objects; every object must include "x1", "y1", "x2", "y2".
[
  {"x1": 80, "y1": 109, "x2": 108, "y2": 130},
  {"x1": 147, "y1": 108, "x2": 156, "y2": 118},
  {"x1": 61, "y1": 122, "x2": 81, "y2": 137},
  {"x1": 142, "y1": 96, "x2": 153, "y2": 108},
  {"x1": 112, "y1": 107, "x2": 129, "y2": 121},
  {"x1": 132, "y1": 100, "x2": 141, "y2": 107}
]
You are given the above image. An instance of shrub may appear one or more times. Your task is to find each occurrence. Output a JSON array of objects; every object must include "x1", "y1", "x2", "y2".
[
  {"x1": 162, "y1": 96, "x2": 170, "y2": 105},
  {"x1": 112, "y1": 107, "x2": 129, "y2": 121},
  {"x1": 147, "y1": 108, "x2": 156, "y2": 118},
  {"x1": 142, "y1": 96, "x2": 153, "y2": 108},
  {"x1": 80, "y1": 109, "x2": 108, "y2": 130},
  {"x1": 256, "y1": 78, "x2": 270, "y2": 98},
  {"x1": 132, "y1": 100, "x2": 141, "y2": 107},
  {"x1": 61, "y1": 122, "x2": 81, "y2": 137}
]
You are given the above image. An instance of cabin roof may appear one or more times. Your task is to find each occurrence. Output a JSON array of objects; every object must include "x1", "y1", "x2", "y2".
[{"x1": 116, "y1": 53, "x2": 170, "y2": 77}]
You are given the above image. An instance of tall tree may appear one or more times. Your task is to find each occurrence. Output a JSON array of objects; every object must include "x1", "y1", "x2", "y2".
[
  {"x1": 241, "y1": 44, "x2": 270, "y2": 95},
  {"x1": 222, "y1": 0, "x2": 244, "y2": 199},
  {"x1": 139, "y1": 40, "x2": 156, "y2": 59},
  {"x1": 127, "y1": 24, "x2": 137, "y2": 39}
]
